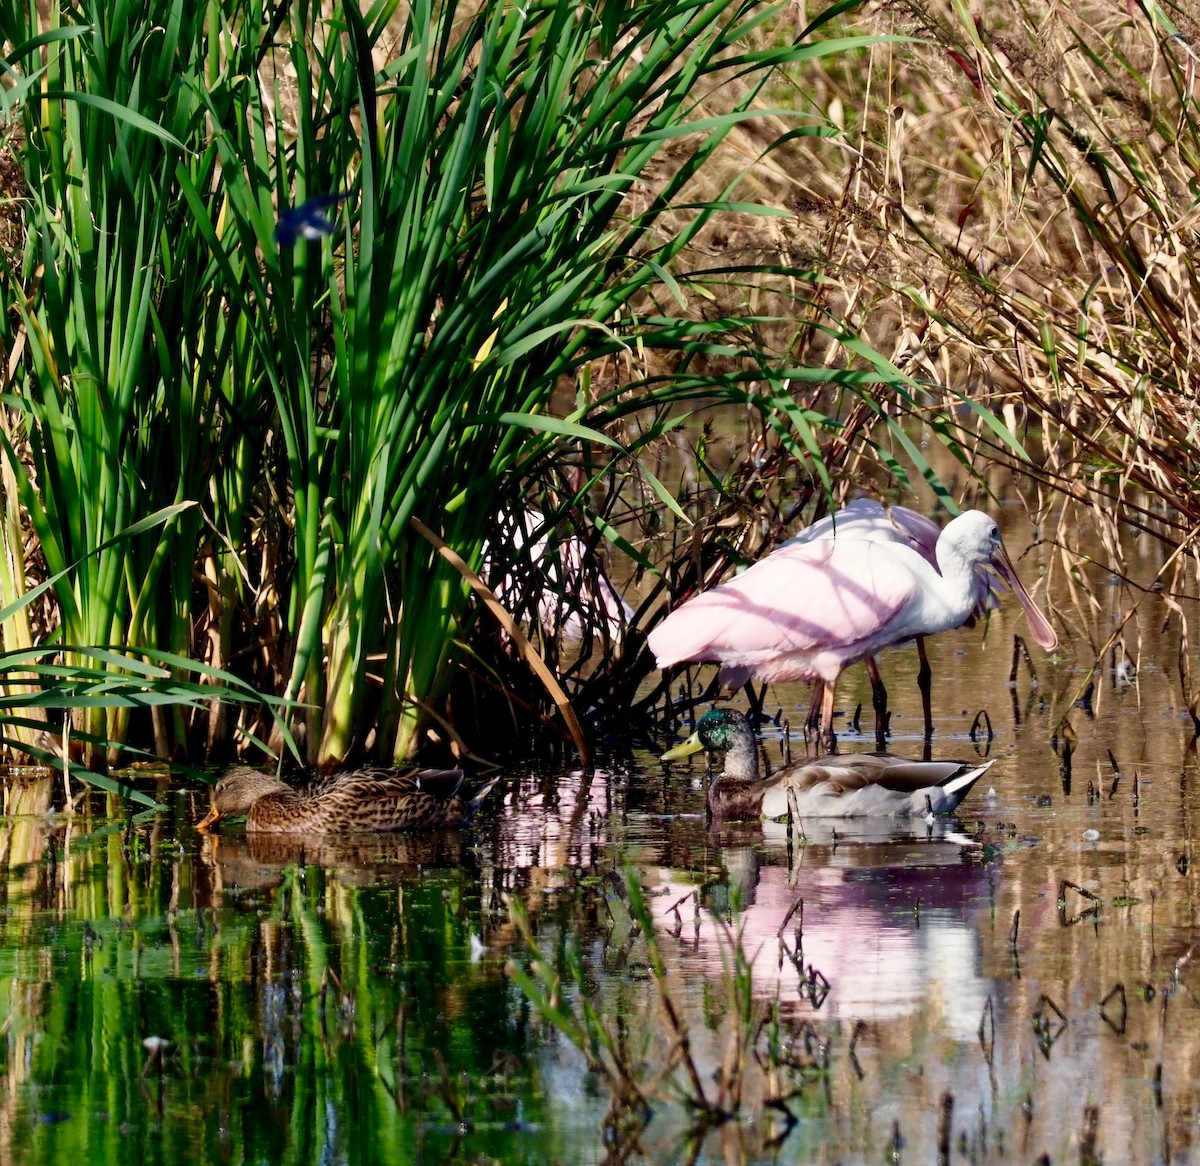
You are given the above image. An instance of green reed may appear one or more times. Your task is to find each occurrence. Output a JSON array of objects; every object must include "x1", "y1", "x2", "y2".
[
  {"x1": 0, "y1": 0, "x2": 282, "y2": 762},
  {"x1": 1, "y1": 0, "x2": 903, "y2": 767}
]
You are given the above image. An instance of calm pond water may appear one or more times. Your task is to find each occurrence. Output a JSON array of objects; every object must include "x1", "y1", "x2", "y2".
[{"x1": 3, "y1": 503, "x2": 1200, "y2": 1165}]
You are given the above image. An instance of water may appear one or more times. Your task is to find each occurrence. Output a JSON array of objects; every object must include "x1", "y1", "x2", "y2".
[{"x1": 3, "y1": 511, "x2": 1200, "y2": 1164}]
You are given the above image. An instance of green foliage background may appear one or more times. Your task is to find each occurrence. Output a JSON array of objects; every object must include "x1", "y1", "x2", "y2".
[{"x1": 0, "y1": 0, "x2": 931, "y2": 768}]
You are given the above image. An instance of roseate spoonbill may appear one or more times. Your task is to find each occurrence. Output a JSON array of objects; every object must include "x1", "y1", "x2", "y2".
[
  {"x1": 487, "y1": 508, "x2": 632, "y2": 641},
  {"x1": 661, "y1": 709, "x2": 994, "y2": 818},
  {"x1": 782, "y1": 499, "x2": 995, "y2": 745},
  {"x1": 648, "y1": 509, "x2": 1056, "y2": 752}
]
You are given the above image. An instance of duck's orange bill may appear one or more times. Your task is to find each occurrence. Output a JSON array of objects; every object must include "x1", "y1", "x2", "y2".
[{"x1": 196, "y1": 805, "x2": 220, "y2": 831}]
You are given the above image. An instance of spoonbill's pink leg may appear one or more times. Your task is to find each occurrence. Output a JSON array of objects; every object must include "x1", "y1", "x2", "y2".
[
  {"x1": 818, "y1": 682, "x2": 837, "y2": 754},
  {"x1": 803, "y1": 682, "x2": 842, "y2": 755},
  {"x1": 803, "y1": 682, "x2": 824, "y2": 754}
]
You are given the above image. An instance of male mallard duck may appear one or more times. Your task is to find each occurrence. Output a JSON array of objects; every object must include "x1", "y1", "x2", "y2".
[
  {"x1": 196, "y1": 765, "x2": 496, "y2": 834},
  {"x1": 661, "y1": 709, "x2": 993, "y2": 820}
]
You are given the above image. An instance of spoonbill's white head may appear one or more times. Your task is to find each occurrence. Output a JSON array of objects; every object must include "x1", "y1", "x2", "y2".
[{"x1": 941, "y1": 511, "x2": 1057, "y2": 650}]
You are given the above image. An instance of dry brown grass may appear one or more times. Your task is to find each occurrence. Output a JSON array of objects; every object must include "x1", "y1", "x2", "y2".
[
  {"x1": 630, "y1": 0, "x2": 1200, "y2": 534},
  {"x1": 571, "y1": 0, "x2": 1200, "y2": 726}
]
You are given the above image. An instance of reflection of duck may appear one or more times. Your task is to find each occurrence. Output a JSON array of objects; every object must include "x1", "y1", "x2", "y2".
[
  {"x1": 662, "y1": 710, "x2": 992, "y2": 819},
  {"x1": 196, "y1": 766, "x2": 496, "y2": 834},
  {"x1": 197, "y1": 830, "x2": 472, "y2": 895}
]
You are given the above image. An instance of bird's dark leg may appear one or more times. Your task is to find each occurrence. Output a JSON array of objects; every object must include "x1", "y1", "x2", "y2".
[
  {"x1": 819, "y1": 682, "x2": 837, "y2": 755},
  {"x1": 917, "y1": 636, "x2": 933, "y2": 741},
  {"x1": 805, "y1": 683, "x2": 825, "y2": 756},
  {"x1": 742, "y1": 681, "x2": 768, "y2": 723},
  {"x1": 865, "y1": 656, "x2": 888, "y2": 751}
]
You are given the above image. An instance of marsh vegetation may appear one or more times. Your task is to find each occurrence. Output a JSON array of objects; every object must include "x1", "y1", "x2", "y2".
[
  {"x1": 1, "y1": 0, "x2": 1197, "y2": 776},
  {"x1": 4, "y1": 0, "x2": 1200, "y2": 1160}
]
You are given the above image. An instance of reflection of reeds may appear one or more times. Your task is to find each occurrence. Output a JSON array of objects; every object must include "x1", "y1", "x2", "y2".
[
  {"x1": 507, "y1": 867, "x2": 843, "y2": 1157},
  {"x1": 507, "y1": 888, "x2": 653, "y2": 1155},
  {"x1": 0, "y1": 796, "x2": 544, "y2": 1162}
]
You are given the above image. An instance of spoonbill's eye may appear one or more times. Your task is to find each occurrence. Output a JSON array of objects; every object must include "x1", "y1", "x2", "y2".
[{"x1": 990, "y1": 525, "x2": 999, "y2": 539}]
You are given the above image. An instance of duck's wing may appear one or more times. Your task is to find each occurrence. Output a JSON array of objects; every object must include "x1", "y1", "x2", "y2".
[
  {"x1": 413, "y1": 768, "x2": 467, "y2": 798},
  {"x1": 314, "y1": 766, "x2": 464, "y2": 800},
  {"x1": 785, "y1": 755, "x2": 982, "y2": 794},
  {"x1": 307, "y1": 767, "x2": 470, "y2": 832}
]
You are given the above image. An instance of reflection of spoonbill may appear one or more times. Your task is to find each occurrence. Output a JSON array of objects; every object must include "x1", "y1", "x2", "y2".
[
  {"x1": 782, "y1": 499, "x2": 991, "y2": 744},
  {"x1": 661, "y1": 709, "x2": 993, "y2": 818},
  {"x1": 648, "y1": 846, "x2": 991, "y2": 1033},
  {"x1": 648, "y1": 509, "x2": 1057, "y2": 751}
]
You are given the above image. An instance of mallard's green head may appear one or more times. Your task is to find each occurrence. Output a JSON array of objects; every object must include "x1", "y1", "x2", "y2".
[{"x1": 661, "y1": 709, "x2": 755, "y2": 761}]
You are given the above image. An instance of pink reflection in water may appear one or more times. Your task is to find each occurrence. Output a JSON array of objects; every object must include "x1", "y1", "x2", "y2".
[{"x1": 649, "y1": 823, "x2": 993, "y2": 1037}]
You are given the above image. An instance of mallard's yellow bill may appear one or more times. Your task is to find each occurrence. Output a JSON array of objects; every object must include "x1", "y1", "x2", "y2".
[{"x1": 660, "y1": 732, "x2": 705, "y2": 762}]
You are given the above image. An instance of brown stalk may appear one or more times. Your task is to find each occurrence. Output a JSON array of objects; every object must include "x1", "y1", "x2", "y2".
[{"x1": 409, "y1": 514, "x2": 590, "y2": 767}]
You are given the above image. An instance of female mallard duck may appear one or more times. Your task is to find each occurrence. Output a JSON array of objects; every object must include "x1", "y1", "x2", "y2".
[
  {"x1": 196, "y1": 765, "x2": 496, "y2": 834},
  {"x1": 661, "y1": 709, "x2": 993, "y2": 820}
]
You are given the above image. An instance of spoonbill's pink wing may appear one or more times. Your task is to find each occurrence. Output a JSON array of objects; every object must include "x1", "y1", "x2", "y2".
[
  {"x1": 791, "y1": 501, "x2": 1001, "y2": 623},
  {"x1": 786, "y1": 499, "x2": 940, "y2": 558},
  {"x1": 648, "y1": 540, "x2": 922, "y2": 685}
]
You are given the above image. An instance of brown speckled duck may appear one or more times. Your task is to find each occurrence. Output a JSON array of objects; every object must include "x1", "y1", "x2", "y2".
[
  {"x1": 196, "y1": 765, "x2": 496, "y2": 834},
  {"x1": 662, "y1": 709, "x2": 993, "y2": 820}
]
